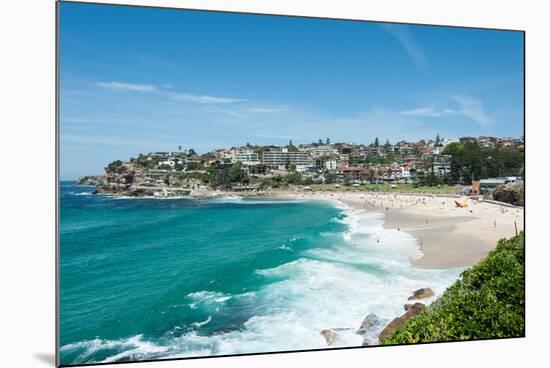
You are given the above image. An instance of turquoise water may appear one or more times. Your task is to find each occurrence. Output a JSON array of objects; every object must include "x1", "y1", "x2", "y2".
[{"x1": 59, "y1": 182, "x2": 461, "y2": 365}]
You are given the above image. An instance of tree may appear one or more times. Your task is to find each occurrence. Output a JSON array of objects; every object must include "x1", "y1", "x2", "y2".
[
  {"x1": 326, "y1": 138, "x2": 331, "y2": 145},
  {"x1": 442, "y1": 141, "x2": 523, "y2": 184},
  {"x1": 374, "y1": 137, "x2": 379, "y2": 147},
  {"x1": 105, "y1": 160, "x2": 124, "y2": 174},
  {"x1": 284, "y1": 172, "x2": 302, "y2": 185},
  {"x1": 435, "y1": 134, "x2": 441, "y2": 146},
  {"x1": 186, "y1": 162, "x2": 203, "y2": 170},
  {"x1": 417, "y1": 156, "x2": 441, "y2": 186},
  {"x1": 324, "y1": 171, "x2": 336, "y2": 184},
  {"x1": 228, "y1": 161, "x2": 247, "y2": 184},
  {"x1": 318, "y1": 138, "x2": 323, "y2": 145},
  {"x1": 158, "y1": 164, "x2": 173, "y2": 171},
  {"x1": 188, "y1": 148, "x2": 197, "y2": 156},
  {"x1": 178, "y1": 145, "x2": 182, "y2": 153}
]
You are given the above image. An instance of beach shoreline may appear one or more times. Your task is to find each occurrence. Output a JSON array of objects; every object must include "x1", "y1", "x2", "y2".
[
  {"x1": 269, "y1": 190, "x2": 524, "y2": 269},
  {"x1": 82, "y1": 182, "x2": 524, "y2": 269}
]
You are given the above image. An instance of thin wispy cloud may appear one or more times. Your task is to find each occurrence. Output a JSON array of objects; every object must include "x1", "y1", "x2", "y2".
[
  {"x1": 399, "y1": 107, "x2": 452, "y2": 117},
  {"x1": 398, "y1": 95, "x2": 493, "y2": 127},
  {"x1": 171, "y1": 92, "x2": 246, "y2": 105},
  {"x1": 96, "y1": 81, "x2": 158, "y2": 92},
  {"x1": 95, "y1": 80, "x2": 247, "y2": 106},
  {"x1": 451, "y1": 94, "x2": 492, "y2": 127},
  {"x1": 381, "y1": 24, "x2": 427, "y2": 69}
]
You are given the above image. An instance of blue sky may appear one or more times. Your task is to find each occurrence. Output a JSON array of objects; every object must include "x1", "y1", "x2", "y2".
[{"x1": 59, "y1": 2, "x2": 524, "y2": 179}]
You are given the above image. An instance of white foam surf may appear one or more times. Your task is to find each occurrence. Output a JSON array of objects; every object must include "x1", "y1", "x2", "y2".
[
  {"x1": 191, "y1": 316, "x2": 212, "y2": 329},
  {"x1": 187, "y1": 291, "x2": 233, "y2": 306}
]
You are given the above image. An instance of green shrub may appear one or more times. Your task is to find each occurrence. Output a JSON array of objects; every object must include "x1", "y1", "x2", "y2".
[
  {"x1": 383, "y1": 232, "x2": 524, "y2": 344},
  {"x1": 493, "y1": 186, "x2": 524, "y2": 206}
]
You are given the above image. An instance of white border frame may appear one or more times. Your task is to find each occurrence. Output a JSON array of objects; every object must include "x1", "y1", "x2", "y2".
[{"x1": 2, "y1": 1, "x2": 547, "y2": 367}]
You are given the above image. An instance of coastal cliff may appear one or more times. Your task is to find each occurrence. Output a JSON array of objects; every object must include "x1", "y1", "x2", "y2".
[{"x1": 77, "y1": 159, "x2": 200, "y2": 197}]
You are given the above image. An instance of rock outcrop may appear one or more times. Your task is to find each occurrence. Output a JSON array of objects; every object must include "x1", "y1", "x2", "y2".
[
  {"x1": 378, "y1": 303, "x2": 425, "y2": 343},
  {"x1": 320, "y1": 329, "x2": 338, "y2": 345},
  {"x1": 79, "y1": 159, "x2": 201, "y2": 198},
  {"x1": 77, "y1": 175, "x2": 105, "y2": 186},
  {"x1": 407, "y1": 288, "x2": 434, "y2": 300},
  {"x1": 357, "y1": 314, "x2": 380, "y2": 335},
  {"x1": 319, "y1": 328, "x2": 356, "y2": 345}
]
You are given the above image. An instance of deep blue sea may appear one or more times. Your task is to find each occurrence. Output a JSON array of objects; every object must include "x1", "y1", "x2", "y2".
[{"x1": 59, "y1": 181, "x2": 460, "y2": 365}]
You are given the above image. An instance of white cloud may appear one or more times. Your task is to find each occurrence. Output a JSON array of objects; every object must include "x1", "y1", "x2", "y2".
[
  {"x1": 171, "y1": 92, "x2": 246, "y2": 104},
  {"x1": 381, "y1": 24, "x2": 427, "y2": 69},
  {"x1": 95, "y1": 81, "x2": 245, "y2": 105},
  {"x1": 451, "y1": 94, "x2": 493, "y2": 127},
  {"x1": 95, "y1": 81, "x2": 247, "y2": 106},
  {"x1": 399, "y1": 107, "x2": 448, "y2": 117},
  {"x1": 398, "y1": 95, "x2": 492, "y2": 127},
  {"x1": 96, "y1": 81, "x2": 158, "y2": 92}
]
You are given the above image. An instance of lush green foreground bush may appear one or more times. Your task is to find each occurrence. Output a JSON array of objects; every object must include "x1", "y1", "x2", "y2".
[{"x1": 383, "y1": 232, "x2": 525, "y2": 344}]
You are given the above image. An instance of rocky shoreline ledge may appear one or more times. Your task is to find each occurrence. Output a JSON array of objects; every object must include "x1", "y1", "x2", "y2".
[
  {"x1": 320, "y1": 287, "x2": 434, "y2": 346},
  {"x1": 78, "y1": 175, "x2": 268, "y2": 199}
]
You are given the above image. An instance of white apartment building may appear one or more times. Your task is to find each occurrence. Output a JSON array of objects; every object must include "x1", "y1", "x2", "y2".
[
  {"x1": 263, "y1": 150, "x2": 312, "y2": 167},
  {"x1": 324, "y1": 159, "x2": 337, "y2": 171},
  {"x1": 234, "y1": 152, "x2": 260, "y2": 165}
]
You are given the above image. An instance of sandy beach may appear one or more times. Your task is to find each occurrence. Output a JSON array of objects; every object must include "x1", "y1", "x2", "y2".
[{"x1": 274, "y1": 190, "x2": 524, "y2": 269}]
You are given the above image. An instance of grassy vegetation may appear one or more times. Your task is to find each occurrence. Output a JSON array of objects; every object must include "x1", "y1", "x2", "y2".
[
  {"x1": 294, "y1": 183, "x2": 463, "y2": 194},
  {"x1": 382, "y1": 232, "x2": 525, "y2": 344}
]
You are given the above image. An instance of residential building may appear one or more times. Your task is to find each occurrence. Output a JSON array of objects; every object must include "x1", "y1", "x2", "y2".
[
  {"x1": 324, "y1": 159, "x2": 337, "y2": 172},
  {"x1": 234, "y1": 152, "x2": 260, "y2": 165},
  {"x1": 262, "y1": 150, "x2": 311, "y2": 167}
]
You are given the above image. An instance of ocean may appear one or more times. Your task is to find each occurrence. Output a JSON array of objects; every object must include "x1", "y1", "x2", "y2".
[{"x1": 59, "y1": 181, "x2": 461, "y2": 365}]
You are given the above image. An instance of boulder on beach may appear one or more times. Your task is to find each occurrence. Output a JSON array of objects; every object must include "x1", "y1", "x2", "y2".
[
  {"x1": 379, "y1": 303, "x2": 425, "y2": 343},
  {"x1": 404, "y1": 302, "x2": 425, "y2": 311},
  {"x1": 320, "y1": 329, "x2": 338, "y2": 345},
  {"x1": 357, "y1": 314, "x2": 380, "y2": 335},
  {"x1": 407, "y1": 287, "x2": 434, "y2": 300}
]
